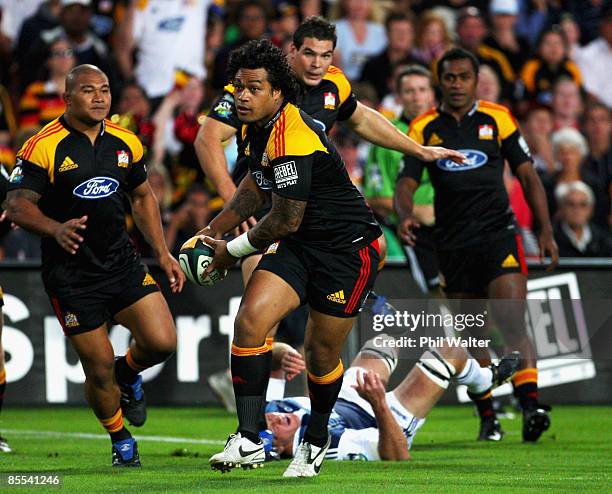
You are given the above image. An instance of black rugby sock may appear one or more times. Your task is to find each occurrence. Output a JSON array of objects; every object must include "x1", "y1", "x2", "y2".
[
  {"x1": 304, "y1": 361, "x2": 344, "y2": 448},
  {"x1": 231, "y1": 342, "x2": 272, "y2": 443}
]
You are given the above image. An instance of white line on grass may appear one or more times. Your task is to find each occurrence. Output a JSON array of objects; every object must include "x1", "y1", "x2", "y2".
[{"x1": 3, "y1": 429, "x2": 225, "y2": 445}]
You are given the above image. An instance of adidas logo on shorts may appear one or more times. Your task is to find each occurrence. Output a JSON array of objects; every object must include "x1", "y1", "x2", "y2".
[{"x1": 327, "y1": 290, "x2": 346, "y2": 304}]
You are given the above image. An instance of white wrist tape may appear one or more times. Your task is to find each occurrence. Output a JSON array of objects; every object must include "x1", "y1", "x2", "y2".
[{"x1": 226, "y1": 232, "x2": 258, "y2": 258}]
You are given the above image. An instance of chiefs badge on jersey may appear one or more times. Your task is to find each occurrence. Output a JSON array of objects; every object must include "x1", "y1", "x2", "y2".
[{"x1": 324, "y1": 92, "x2": 336, "y2": 110}]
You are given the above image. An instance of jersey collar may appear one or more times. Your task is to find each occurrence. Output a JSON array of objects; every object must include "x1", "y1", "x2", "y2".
[
  {"x1": 263, "y1": 100, "x2": 289, "y2": 130},
  {"x1": 60, "y1": 115, "x2": 107, "y2": 139},
  {"x1": 438, "y1": 100, "x2": 479, "y2": 121}
]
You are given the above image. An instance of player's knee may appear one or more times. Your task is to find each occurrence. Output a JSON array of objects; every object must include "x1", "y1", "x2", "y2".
[
  {"x1": 305, "y1": 340, "x2": 340, "y2": 375},
  {"x1": 146, "y1": 332, "x2": 177, "y2": 361},
  {"x1": 234, "y1": 306, "x2": 267, "y2": 347},
  {"x1": 84, "y1": 358, "x2": 115, "y2": 389}
]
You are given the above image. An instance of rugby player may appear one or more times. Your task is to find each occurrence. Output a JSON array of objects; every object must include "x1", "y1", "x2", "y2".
[
  {"x1": 395, "y1": 48, "x2": 559, "y2": 443},
  {"x1": 198, "y1": 38, "x2": 457, "y2": 478},
  {"x1": 264, "y1": 336, "x2": 520, "y2": 461},
  {"x1": 195, "y1": 17, "x2": 463, "y2": 356},
  {"x1": 4, "y1": 65, "x2": 185, "y2": 466}
]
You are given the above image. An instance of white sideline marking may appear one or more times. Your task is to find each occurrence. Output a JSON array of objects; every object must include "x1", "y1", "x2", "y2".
[{"x1": 3, "y1": 429, "x2": 225, "y2": 445}]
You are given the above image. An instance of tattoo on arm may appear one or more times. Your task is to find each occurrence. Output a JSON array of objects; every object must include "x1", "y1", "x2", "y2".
[
  {"x1": 248, "y1": 194, "x2": 306, "y2": 248},
  {"x1": 229, "y1": 189, "x2": 262, "y2": 220}
]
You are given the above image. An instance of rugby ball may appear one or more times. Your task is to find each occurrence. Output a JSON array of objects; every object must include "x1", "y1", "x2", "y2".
[{"x1": 179, "y1": 236, "x2": 227, "y2": 286}]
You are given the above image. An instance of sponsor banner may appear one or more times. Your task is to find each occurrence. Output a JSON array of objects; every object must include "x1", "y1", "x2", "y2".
[{"x1": 0, "y1": 264, "x2": 610, "y2": 404}]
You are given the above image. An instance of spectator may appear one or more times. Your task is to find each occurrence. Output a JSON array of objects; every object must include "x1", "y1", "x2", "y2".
[
  {"x1": 332, "y1": 0, "x2": 387, "y2": 81},
  {"x1": 210, "y1": 0, "x2": 267, "y2": 91},
  {"x1": 477, "y1": 64, "x2": 502, "y2": 103},
  {"x1": 582, "y1": 102, "x2": 612, "y2": 227},
  {"x1": 115, "y1": 0, "x2": 210, "y2": 107},
  {"x1": 109, "y1": 82, "x2": 155, "y2": 152},
  {"x1": 515, "y1": 0, "x2": 550, "y2": 47},
  {"x1": 412, "y1": 10, "x2": 453, "y2": 68},
  {"x1": 0, "y1": 0, "x2": 45, "y2": 48},
  {"x1": 0, "y1": 83, "x2": 16, "y2": 166},
  {"x1": 559, "y1": 13, "x2": 581, "y2": 60},
  {"x1": 551, "y1": 77, "x2": 583, "y2": 130},
  {"x1": 455, "y1": 7, "x2": 516, "y2": 101},
  {"x1": 152, "y1": 76, "x2": 207, "y2": 198},
  {"x1": 553, "y1": 181, "x2": 612, "y2": 257},
  {"x1": 359, "y1": 12, "x2": 421, "y2": 101},
  {"x1": 565, "y1": 0, "x2": 610, "y2": 46},
  {"x1": 13, "y1": 0, "x2": 60, "y2": 85},
  {"x1": 483, "y1": 0, "x2": 532, "y2": 73},
  {"x1": 575, "y1": 6, "x2": 612, "y2": 108},
  {"x1": 165, "y1": 184, "x2": 212, "y2": 255},
  {"x1": 269, "y1": 2, "x2": 299, "y2": 47},
  {"x1": 20, "y1": 0, "x2": 117, "y2": 92},
  {"x1": 18, "y1": 35, "x2": 74, "y2": 130},
  {"x1": 519, "y1": 27, "x2": 582, "y2": 106},
  {"x1": 543, "y1": 127, "x2": 602, "y2": 222},
  {"x1": 522, "y1": 104, "x2": 555, "y2": 174}
]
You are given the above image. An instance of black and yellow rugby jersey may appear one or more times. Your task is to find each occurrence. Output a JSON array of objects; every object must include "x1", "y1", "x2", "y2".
[
  {"x1": 8, "y1": 116, "x2": 147, "y2": 295},
  {"x1": 399, "y1": 100, "x2": 532, "y2": 249},
  {"x1": 208, "y1": 65, "x2": 358, "y2": 184},
  {"x1": 243, "y1": 102, "x2": 380, "y2": 251}
]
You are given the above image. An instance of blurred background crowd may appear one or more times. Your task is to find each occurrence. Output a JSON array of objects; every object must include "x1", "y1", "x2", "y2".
[{"x1": 0, "y1": 0, "x2": 610, "y2": 261}]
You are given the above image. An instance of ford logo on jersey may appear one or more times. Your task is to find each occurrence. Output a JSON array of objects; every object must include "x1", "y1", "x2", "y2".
[
  {"x1": 73, "y1": 177, "x2": 119, "y2": 199},
  {"x1": 436, "y1": 149, "x2": 488, "y2": 172}
]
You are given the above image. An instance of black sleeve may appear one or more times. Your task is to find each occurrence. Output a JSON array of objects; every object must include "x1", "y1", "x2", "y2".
[
  {"x1": 502, "y1": 129, "x2": 533, "y2": 173},
  {"x1": 397, "y1": 155, "x2": 425, "y2": 184},
  {"x1": 269, "y1": 154, "x2": 313, "y2": 201},
  {"x1": 7, "y1": 158, "x2": 49, "y2": 194},
  {"x1": 337, "y1": 93, "x2": 358, "y2": 121},
  {"x1": 126, "y1": 160, "x2": 147, "y2": 191},
  {"x1": 207, "y1": 90, "x2": 242, "y2": 130}
]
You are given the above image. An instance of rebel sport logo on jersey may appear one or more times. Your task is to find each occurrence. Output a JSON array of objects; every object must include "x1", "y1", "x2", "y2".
[
  {"x1": 437, "y1": 149, "x2": 488, "y2": 172},
  {"x1": 73, "y1": 177, "x2": 119, "y2": 199}
]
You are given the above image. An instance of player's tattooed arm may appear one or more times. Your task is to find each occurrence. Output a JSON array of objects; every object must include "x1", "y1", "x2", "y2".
[
  {"x1": 207, "y1": 172, "x2": 266, "y2": 236},
  {"x1": 247, "y1": 193, "x2": 306, "y2": 249},
  {"x1": 228, "y1": 188, "x2": 263, "y2": 220}
]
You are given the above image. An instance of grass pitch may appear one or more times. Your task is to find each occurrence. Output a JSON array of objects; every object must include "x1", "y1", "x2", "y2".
[{"x1": 0, "y1": 406, "x2": 610, "y2": 493}]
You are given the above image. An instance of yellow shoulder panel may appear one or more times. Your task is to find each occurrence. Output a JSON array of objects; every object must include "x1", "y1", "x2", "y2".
[
  {"x1": 407, "y1": 109, "x2": 439, "y2": 145},
  {"x1": 479, "y1": 45, "x2": 515, "y2": 82},
  {"x1": 18, "y1": 119, "x2": 69, "y2": 184},
  {"x1": 565, "y1": 61, "x2": 582, "y2": 86},
  {"x1": 477, "y1": 100, "x2": 518, "y2": 140},
  {"x1": 105, "y1": 121, "x2": 144, "y2": 162},
  {"x1": 323, "y1": 65, "x2": 352, "y2": 105},
  {"x1": 267, "y1": 105, "x2": 327, "y2": 160},
  {"x1": 223, "y1": 83, "x2": 235, "y2": 95}
]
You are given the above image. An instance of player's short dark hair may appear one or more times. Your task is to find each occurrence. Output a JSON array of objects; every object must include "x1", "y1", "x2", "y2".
[
  {"x1": 384, "y1": 11, "x2": 414, "y2": 32},
  {"x1": 437, "y1": 47, "x2": 480, "y2": 79},
  {"x1": 227, "y1": 39, "x2": 301, "y2": 103},
  {"x1": 395, "y1": 65, "x2": 433, "y2": 93},
  {"x1": 293, "y1": 16, "x2": 337, "y2": 49}
]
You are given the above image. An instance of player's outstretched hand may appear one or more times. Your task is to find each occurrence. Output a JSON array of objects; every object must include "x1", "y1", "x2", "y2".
[
  {"x1": 539, "y1": 230, "x2": 559, "y2": 271},
  {"x1": 353, "y1": 370, "x2": 386, "y2": 407},
  {"x1": 420, "y1": 146, "x2": 465, "y2": 163},
  {"x1": 397, "y1": 215, "x2": 420, "y2": 246},
  {"x1": 196, "y1": 224, "x2": 222, "y2": 240},
  {"x1": 201, "y1": 235, "x2": 240, "y2": 273},
  {"x1": 159, "y1": 251, "x2": 185, "y2": 293},
  {"x1": 281, "y1": 350, "x2": 305, "y2": 381},
  {"x1": 53, "y1": 215, "x2": 87, "y2": 255}
]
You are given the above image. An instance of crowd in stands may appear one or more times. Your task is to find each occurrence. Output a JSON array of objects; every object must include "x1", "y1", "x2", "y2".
[{"x1": 0, "y1": 0, "x2": 610, "y2": 260}]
